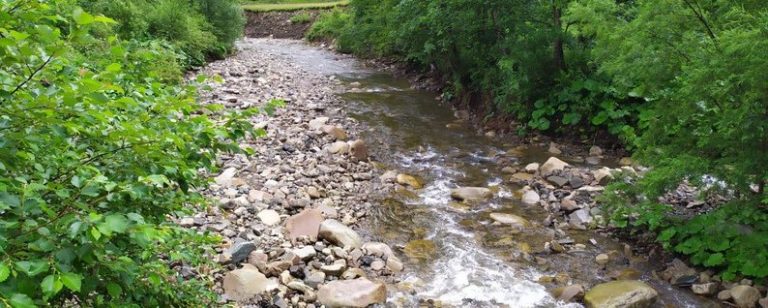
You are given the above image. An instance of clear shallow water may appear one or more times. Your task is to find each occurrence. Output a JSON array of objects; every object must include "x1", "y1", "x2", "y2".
[{"x1": 243, "y1": 38, "x2": 718, "y2": 308}]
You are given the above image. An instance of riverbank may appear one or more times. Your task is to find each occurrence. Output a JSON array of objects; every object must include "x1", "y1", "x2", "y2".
[{"x1": 179, "y1": 39, "x2": 402, "y2": 306}]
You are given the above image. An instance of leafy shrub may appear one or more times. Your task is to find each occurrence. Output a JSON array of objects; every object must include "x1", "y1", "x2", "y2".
[
  {"x1": 590, "y1": 0, "x2": 768, "y2": 280},
  {"x1": 315, "y1": 0, "x2": 642, "y2": 138},
  {"x1": 306, "y1": 8, "x2": 351, "y2": 43},
  {"x1": 0, "y1": 1, "x2": 266, "y2": 305},
  {"x1": 81, "y1": 0, "x2": 244, "y2": 66}
]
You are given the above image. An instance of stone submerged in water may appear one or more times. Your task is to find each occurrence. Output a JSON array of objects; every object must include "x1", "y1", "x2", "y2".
[
  {"x1": 317, "y1": 278, "x2": 387, "y2": 308},
  {"x1": 450, "y1": 187, "x2": 493, "y2": 202},
  {"x1": 584, "y1": 280, "x2": 658, "y2": 308},
  {"x1": 318, "y1": 219, "x2": 363, "y2": 249},
  {"x1": 403, "y1": 239, "x2": 436, "y2": 261},
  {"x1": 489, "y1": 213, "x2": 531, "y2": 228},
  {"x1": 396, "y1": 173, "x2": 424, "y2": 189}
]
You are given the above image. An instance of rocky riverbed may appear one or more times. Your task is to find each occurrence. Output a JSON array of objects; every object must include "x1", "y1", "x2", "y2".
[{"x1": 176, "y1": 37, "x2": 766, "y2": 308}]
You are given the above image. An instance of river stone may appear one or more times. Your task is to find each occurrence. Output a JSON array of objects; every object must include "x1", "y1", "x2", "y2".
[
  {"x1": 589, "y1": 146, "x2": 603, "y2": 156},
  {"x1": 450, "y1": 187, "x2": 493, "y2": 202},
  {"x1": 584, "y1": 280, "x2": 658, "y2": 308},
  {"x1": 305, "y1": 271, "x2": 326, "y2": 288},
  {"x1": 317, "y1": 278, "x2": 387, "y2": 308},
  {"x1": 521, "y1": 190, "x2": 541, "y2": 205},
  {"x1": 349, "y1": 140, "x2": 368, "y2": 161},
  {"x1": 759, "y1": 297, "x2": 768, "y2": 308},
  {"x1": 223, "y1": 264, "x2": 278, "y2": 301},
  {"x1": 554, "y1": 284, "x2": 585, "y2": 302},
  {"x1": 691, "y1": 282, "x2": 718, "y2": 295},
  {"x1": 569, "y1": 209, "x2": 593, "y2": 226},
  {"x1": 525, "y1": 163, "x2": 540, "y2": 173},
  {"x1": 284, "y1": 208, "x2": 323, "y2": 242},
  {"x1": 547, "y1": 175, "x2": 569, "y2": 187},
  {"x1": 403, "y1": 239, "x2": 436, "y2": 261},
  {"x1": 619, "y1": 157, "x2": 634, "y2": 166},
  {"x1": 595, "y1": 253, "x2": 610, "y2": 266},
  {"x1": 386, "y1": 256, "x2": 404, "y2": 272},
  {"x1": 511, "y1": 172, "x2": 534, "y2": 182},
  {"x1": 318, "y1": 219, "x2": 362, "y2": 249},
  {"x1": 548, "y1": 142, "x2": 562, "y2": 154},
  {"x1": 489, "y1": 213, "x2": 531, "y2": 228},
  {"x1": 540, "y1": 157, "x2": 569, "y2": 175},
  {"x1": 287, "y1": 280, "x2": 317, "y2": 302},
  {"x1": 293, "y1": 246, "x2": 317, "y2": 261},
  {"x1": 730, "y1": 285, "x2": 760, "y2": 308},
  {"x1": 396, "y1": 174, "x2": 424, "y2": 189},
  {"x1": 225, "y1": 239, "x2": 257, "y2": 265},
  {"x1": 362, "y1": 242, "x2": 395, "y2": 259},
  {"x1": 322, "y1": 125, "x2": 348, "y2": 140},
  {"x1": 214, "y1": 167, "x2": 239, "y2": 187},
  {"x1": 309, "y1": 117, "x2": 329, "y2": 130},
  {"x1": 328, "y1": 141, "x2": 349, "y2": 154},
  {"x1": 257, "y1": 209, "x2": 281, "y2": 226},
  {"x1": 592, "y1": 167, "x2": 614, "y2": 185}
]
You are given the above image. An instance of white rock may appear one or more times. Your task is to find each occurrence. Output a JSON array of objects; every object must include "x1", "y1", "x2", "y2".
[
  {"x1": 223, "y1": 264, "x2": 278, "y2": 301},
  {"x1": 539, "y1": 157, "x2": 569, "y2": 175},
  {"x1": 318, "y1": 219, "x2": 362, "y2": 249},
  {"x1": 257, "y1": 209, "x2": 281, "y2": 226},
  {"x1": 524, "y1": 163, "x2": 540, "y2": 173},
  {"x1": 309, "y1": 117, "x2": 329, "y2": 130}
]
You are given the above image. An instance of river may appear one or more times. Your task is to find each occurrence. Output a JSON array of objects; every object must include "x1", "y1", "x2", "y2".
[{"x1": 243, "y1": 38, "x2": 717, "y2": 308}]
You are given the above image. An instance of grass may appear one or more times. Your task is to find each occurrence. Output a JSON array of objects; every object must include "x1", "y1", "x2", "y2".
[
  {"x1": 242, "y1": 0, "x2": 349, "y2": 12},
  {"x1": 289, "y1": 11, "x2": 313, "y2": 23}
]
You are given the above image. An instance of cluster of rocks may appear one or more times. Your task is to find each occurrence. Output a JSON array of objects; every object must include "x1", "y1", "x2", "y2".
[
  {"x1": 661, "y1": 258, "x2": 768, "y2": 308},
  {"x1": 175, "y1": 39, "x2": 400, "y2": 306}
]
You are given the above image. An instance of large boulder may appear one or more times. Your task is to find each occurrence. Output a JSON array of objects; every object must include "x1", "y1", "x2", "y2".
[
  {"x1": 317, "y1": 278, "x2": 387, "y2": 307},
  {"x1": 284, "y1": 208, "x2": 323, "y2": 242},
  {"x1": 539, "y1": 157, "x2": 569, "y2": 175},
  {"x1": 584, "y1": 280, "x2": 658, "y2": 308},
  {"x1": 450, "y1": 187, "x2": 493, "y2": 202},
  {"x1": 222, "y1": 264, "x2": 278, "y2": 301},
  {"x1": 318, "y1": 219, "x2": 362, "y2": 249},
  {"x1": 730, "y1": 285, "x2": 760, "y2": 308}
]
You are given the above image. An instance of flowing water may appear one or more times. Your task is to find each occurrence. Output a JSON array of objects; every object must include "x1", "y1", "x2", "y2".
[{"x1": 245, "y1": 39, "x2": 718, "y2": 308}]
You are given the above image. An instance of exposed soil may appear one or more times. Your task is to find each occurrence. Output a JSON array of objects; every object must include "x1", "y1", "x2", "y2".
[{"x1": 245, "y1": 10, "x2": 320, "y2": 39}]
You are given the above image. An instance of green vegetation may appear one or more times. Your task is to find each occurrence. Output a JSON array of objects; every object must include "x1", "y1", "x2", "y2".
[
  {"x1": 242, "y1": 0, "x2": 348, "y2": 12},
  {"x1": 290, "y1": 11, "x2": 314, "y2": 24},
  {"x1": 306, "y1": 8, "x2": 350, "y2": 41},
  {"x1": 0, "y1": 0, "x2": 259, "y2": 306},
  {"x1": 82, "y1": 0, "x2": 245, "y2": 66},
  {"x1": 312, "y1": 0, "x2": 768, "y2": 280}
]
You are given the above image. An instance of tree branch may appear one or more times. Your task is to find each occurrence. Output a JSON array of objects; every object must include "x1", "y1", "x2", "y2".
[{"x1": 6, "y1": 55, "x2": 54, "y2": 99}]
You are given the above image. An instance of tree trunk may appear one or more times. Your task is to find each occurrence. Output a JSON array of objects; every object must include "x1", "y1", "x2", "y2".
[{"x1": 552, "y1": 2, "x2": 566, "y2": 72}]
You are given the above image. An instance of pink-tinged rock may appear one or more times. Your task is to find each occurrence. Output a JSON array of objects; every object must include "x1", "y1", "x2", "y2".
[
  {"x1": 317, "y1": 278, "x2": 387, "y2": 307},
  {"x1": 223, "y1": 264, "x2": 278, "y2": 301},
  {"x1": 284, "y1": 208, "x2": 323, "y2": 242}
]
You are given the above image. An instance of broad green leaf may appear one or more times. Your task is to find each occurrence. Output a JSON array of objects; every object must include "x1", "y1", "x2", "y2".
[
  {"x1": 0, "y1": 262, "x2": 10, "y2": 282},
  {"x1": 72, "y1": 8, "x2": 95, "y2": 25},
  {"x1": 103, "y1": 214, "x2": 129, "y2": 233},
  {"x1": 61, "y1": 272, "x2": 82, "y2": 292},
  {"x1": 41, "y1": 274, "x2": 63, "y2": 297},
  {"x1": 9, "y1": 293, "x2": 35, "y2": 308},
  {"x1": 14, "y1": 260, "x2": 48, "y2": 277},
  {"x1": 107, "y1": 282, "x2": 123, "y2": 298},
  {"x1": 704, "y1": 253, "x2": 725, "y2": 266}
]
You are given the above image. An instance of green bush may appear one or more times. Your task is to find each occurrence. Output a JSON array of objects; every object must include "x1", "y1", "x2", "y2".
[
  {"x1": 0, "y1": 1, "x2": 268, "y2": 305},
  {"x1": 589, "y1": 0, "x2": 768, "y2": 280},
  {"x1": 82, "y1": 0, "x2": 244, "y2": 67},
  {"x1": 306, "y1": 8, "x2": 350, "y2": 43},
  {"x1": 315, "y1": 0, "x2": 640, "y2": 139}
]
